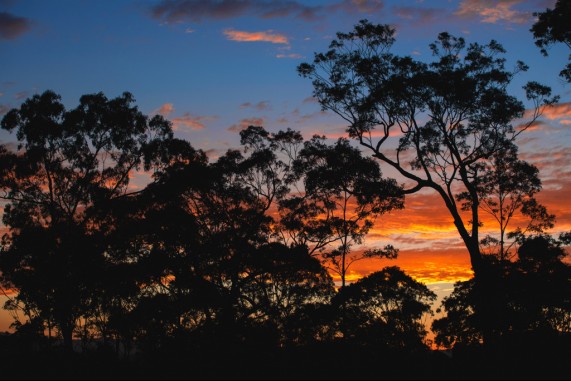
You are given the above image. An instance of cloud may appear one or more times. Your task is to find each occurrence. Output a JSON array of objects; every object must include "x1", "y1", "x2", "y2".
[
  {"x1": 541, "y1": 102, "x2": 571, "y2": 120},
  {"x1": 227, "y1": 117, "x2": 265, "y2": 133},
  {"x1": 455, "y1": 0, "x2": 530, "y2": 24},
  {"x1": 393, "y1": 6, "x2": 443, "y2": 25},
  {"x1": 276, "y1": 53, "x2": 303, "y2": 59},
  {"x1": 155, "y1": 102, "x2": 175, "y2": 116},
  {"x1": 0, "y1": 11, "x2": 31, "y2": 40},
  {"x1": 150, "y1": 0, "x2": 383, "y2": 24},
  {"x1": 151, "y1": 0, "x2": 320, "y2": 23},
  {"x1": 240, "y1": 100, "x2": 271, "y2": 111},
  {"x1": 0, "y1": 104, "x2": 9, "y2": 115},
  {"x1": 171, "y1": 112, "x2": 217, "y2": 130},
  {"x1": 347, "y1": 247, "x2": 473, "y2": 284},
  {"x1": 223, "y1": 29, "x2": 288, "y2": 44}
]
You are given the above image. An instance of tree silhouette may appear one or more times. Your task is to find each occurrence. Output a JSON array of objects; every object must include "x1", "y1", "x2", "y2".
[
  {"x1": 298, "y1": 20, "x2": 556, "y2": 279},
  {"x1": 531, "y1": 0, "x2": 571, "y2": 82},
  {"x1": 293, "y1": 136, "x2": 403, "y2": 287},
  {"x1": 433, "y1": 233, "x2": 571, "y2": 350},
  {"x1": 298, "y1": 22, "x2": 558, "y2": 345},
  {"x1": 458, "y1": 144, "x2": 554, "y2": 260},
  {"x1": 235, "y1": 126, "x2": 403, "y2": 287},
  {"x1": 333, "y1": 266, "x2": 436, "y2": 349},
  {"x1": 0, "y1": 90, "x2": 174, "y2": 349}
]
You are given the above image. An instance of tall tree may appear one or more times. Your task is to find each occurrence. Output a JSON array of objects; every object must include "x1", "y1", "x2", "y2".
[
  {"x1": 237, "y1": 126, "x2": 403, "y2": 287},
  {"x1": 293, "y1": 136, "x2": 403, "y2": 287},
  {"x1": 0, "y1": 90, "x2": 174, "y2": 348},
  {"x1": 531, "y1": 0, "x2": 571, "y2": 82},
  {"x1": 298, "y1": 20, "x2": 556, "y2": 280}
]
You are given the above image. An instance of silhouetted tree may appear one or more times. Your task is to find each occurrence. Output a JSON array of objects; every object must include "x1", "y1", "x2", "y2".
[
  {"x1": 531, "y1": 0, "x2": 571, "y2": 82},
  {"x1": 293, "y1": 136, "x2": 402, "y2": 287},
  {"x1": 433, "y1": 233, "x2": 571, "y2": 349},
  {"x1": 298, "y1": 21, "x2": 557, "y2": 344},
  {"x1": 298, "y1": 20, "x2": 556, "y2": 279},
  {"x1": 0, "y1": 91, "x2": 174, "y2": 349},
  {"x1": 240, "y1": 242, "x2": 334, "y2": 345},
  {"x1": 236, "y1": 126, "x2": 403, "y2": 287},
  {"x1": 459, "y1": 144, "x2": 554, "y2": 260},
  {"x1": 334, "y1": 266, "x2": 436, "y2": 349}
]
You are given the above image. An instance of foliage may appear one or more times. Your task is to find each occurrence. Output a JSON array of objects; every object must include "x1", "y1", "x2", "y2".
[
  {"x1": 433, "y1": 233, "x2": 571, "y2": 349},
  {"x1": 531, "y1": 0, "x2": 571, "y2": 82},
  {"x1": 298, "y1": 20, "x2": 557, "y2": 276}
]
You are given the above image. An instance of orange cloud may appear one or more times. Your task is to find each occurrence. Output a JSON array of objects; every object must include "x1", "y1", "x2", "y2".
[
  {"x1": 223, "y1": 29, "x2": 288, "y2": 44},
  {"x1": 339, "y1": 247, "x2": 473, "y2": 285},
  {"x1": 155, "y1": 102, "x2": 174, "y2": 117},
  {"x1": 541, "y1": 102, "x2": 571, "y2": 120},
  {"x1": 228, "y1": 117, "x2": 265, "y2": 133},
  {"x1": 172, "y1": 112, "x2": 217, "y2": 131},
  {"x1": 455, "y1": 0, "x2": 529, "y2": 24}
]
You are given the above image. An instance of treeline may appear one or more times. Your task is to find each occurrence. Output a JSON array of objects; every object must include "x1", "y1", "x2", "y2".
[
  {"x1": 0, "y1": 91, "x2": 437, "y2": 356},
  {"x1": 0, "y1": 90, "x2": 569, "y2": 374}
]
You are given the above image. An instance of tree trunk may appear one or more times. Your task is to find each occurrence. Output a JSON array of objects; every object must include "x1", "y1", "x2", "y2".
[{"x1": 61, "y1": 323, "x2": 73, "y2": 351}]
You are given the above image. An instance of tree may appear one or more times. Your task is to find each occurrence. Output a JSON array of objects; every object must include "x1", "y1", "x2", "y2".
[
  {"x1": 531, "y1": 0, "x2": 571, "y2": 82},
  {"x1": 298, "y1": 20, "x2": 556, "y2": 280},
  {"x1": 334, "y1": 266, "x2": 436, "y2": 349},
  {"x1": 432, "y1": 233, "x2": 571, "y2": 350},
  {"x1": 0, "y1": 90, "x2": 174, "y2": 349},
  {"x1": 293, "y1": 136, "x2": 403, "y2": 287},
  {"x1": 459, "y1": 144, "x2": 554, "y2": 260},
  {"x1": 237, "y1": 126, "x2": 403, "y2": 287}
]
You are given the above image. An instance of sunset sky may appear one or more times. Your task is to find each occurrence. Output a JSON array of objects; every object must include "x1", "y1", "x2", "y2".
[{"x1": 0, "y1": 0, "x2": 570, "y2": 331}]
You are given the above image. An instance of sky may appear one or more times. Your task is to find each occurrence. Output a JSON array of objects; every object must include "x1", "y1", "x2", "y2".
[{"x1": 0, "y1": 0, "x2": 570, "y2": 331}]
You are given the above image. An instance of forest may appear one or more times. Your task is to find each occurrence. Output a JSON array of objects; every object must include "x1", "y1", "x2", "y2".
[{"x1": 0, "y1": 5, "x2": 570, "y2": 380}]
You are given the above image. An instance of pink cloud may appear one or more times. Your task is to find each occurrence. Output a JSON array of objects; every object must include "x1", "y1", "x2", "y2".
[
  {"x1": 227, "y1": 117, "x2": 265, "y2": 133},
  {"x1": 155, "y1": 102, "x2": 175, "y2": 117},
  {"x1": 224, "y1": 29, "x2": 288, "y2": 44},
  {"x1": 455, "y1": 0, "x2": 530, "y2": 24},
  {"x1": 541, "y1": 102, "x2": 571, "y2": 120},
  {"x1": 172, "y1": 112, "x2": 217, "y2": 131}
]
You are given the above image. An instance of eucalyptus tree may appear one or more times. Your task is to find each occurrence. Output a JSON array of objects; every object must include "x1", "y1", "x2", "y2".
[
  {"x1": 0, "y1": 90, "x2": 174, "y2": 348},
  {"x1": 298, "y1": 20, "x2": 557, "y2": 281},
  {"x1": 236, "y1": 126, "x2": 403, "y2": 287},
  {"x1": 293, "y1": 136, "x2": 403, "y2": 287},
  {"x1": 531, "y1": 0, "x2": 571, "y2": 82}
]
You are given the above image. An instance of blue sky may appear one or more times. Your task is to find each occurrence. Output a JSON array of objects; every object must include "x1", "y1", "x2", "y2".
[{"x1": 1, "y1": 0, "x2": 567, "y2": 153}]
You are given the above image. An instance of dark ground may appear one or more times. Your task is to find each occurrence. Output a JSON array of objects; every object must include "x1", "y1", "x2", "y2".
[{"x1": 1, "y1": 336, "x2": 569, "y2": 380}]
